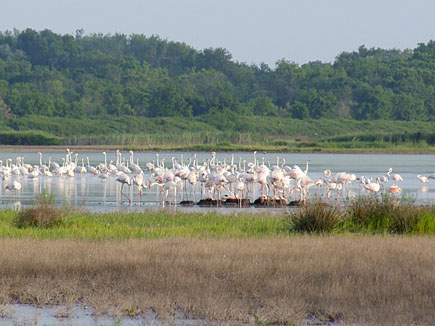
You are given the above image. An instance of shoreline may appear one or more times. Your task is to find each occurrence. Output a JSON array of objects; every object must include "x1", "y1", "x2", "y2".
[{"x1": 0, "y1": 144, "x2": 434, "y2": 154}]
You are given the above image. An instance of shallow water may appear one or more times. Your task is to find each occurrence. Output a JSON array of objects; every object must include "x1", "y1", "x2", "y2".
[
  {"x1": 0, "y1": 151, "x2": 434, "y2": 211},
  {"x1": 0, "y1": 303, "x2": 337, "y2": 326},
  {"x1": 0, "y1": 304, "x2": 210, "y2": 326}
]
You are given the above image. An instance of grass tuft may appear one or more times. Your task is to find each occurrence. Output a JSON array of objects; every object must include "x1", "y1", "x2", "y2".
[
  {"x1": 13, "y1": 190, "x2": 66, "y2": 228},
  {"x1": 14, "y1": 206, "x2": 65, "y2": 228},
  {"x1": 344, "y1": 194, "x2": 435, "y2": 234},
  {"x1": 284, "y1": 199, "x2": 342, "y2": 233}
]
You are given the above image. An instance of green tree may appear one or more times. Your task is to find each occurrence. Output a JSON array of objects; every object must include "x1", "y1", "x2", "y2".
[
  {"x1": 249, "y1": 97, "x2": 278, "y2": 116},
  {"x1": 352, "y1": 84, "x2": 393, "y2": 120},
  {"x1": 291, "y1": 101, "x2": 310, "y2": 119}
]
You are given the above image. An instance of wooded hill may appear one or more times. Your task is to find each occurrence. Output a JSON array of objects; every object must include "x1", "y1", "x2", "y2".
[{"x1": 0, "y1": 29, "x2": 434, "y2": 145}]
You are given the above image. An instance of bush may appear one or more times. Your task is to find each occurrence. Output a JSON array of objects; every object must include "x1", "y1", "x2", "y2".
[
  {"x1": 14, "y1": 190, "x2": 65, "y2": 228},
  {"x1": 345, "y1": 195, "x2": 391, "y2": 231},
  {"x1": 0, "y1": 130, "x2": 61, "y2": 145},
  {"x1": 284, "y1": 199, "x2": 342, "y2": 233},
  {"x1": 344, "y1": 194, "x2": 435, "y2": 234}
]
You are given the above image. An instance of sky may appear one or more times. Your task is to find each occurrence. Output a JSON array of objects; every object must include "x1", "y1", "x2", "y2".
[{"x1": 1, "y1": 0, "x2": 434, "y2": 67}]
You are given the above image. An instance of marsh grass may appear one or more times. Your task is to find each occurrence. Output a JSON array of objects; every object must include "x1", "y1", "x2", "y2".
[
  {"x1": 1, "y1": 210, "x2": 286, "y2": 239},
  {"x1": 13, "y1": 190, "x2": 67, "y2": 229},
  {"x1": 11, "y1": 115, "x2": 435, "y2": 153},
  {"x1": 14, "y1": 206, "x2": 65, "y2": 228},
  {"x1": 284, "y1": 199, "x2": 342, "y2": 233},
  {"x1": 344, "y1": 194, "x2": 435, "y2": 234},
  {"x1": 0, "y1": 198, "x2": 434, "y2": 324},
  {"x1": 280, "y1": 195, "x2": 435, "y2": 235},
  {"x1": 0, "y1": 237, "x2": 433, "y2": 325},
  {"x1": 1, "y1": 198, "x2": 434, "y2": 239}
]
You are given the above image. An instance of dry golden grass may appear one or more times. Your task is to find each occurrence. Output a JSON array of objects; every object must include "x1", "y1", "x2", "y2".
[{"x1": 0, "y1": 236, "x2": 434, "y2": 325}]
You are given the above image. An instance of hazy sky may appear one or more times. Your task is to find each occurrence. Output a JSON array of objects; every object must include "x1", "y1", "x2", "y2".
[{"x1": 2, "y1": 0, "x2": 434, "y2": 66}]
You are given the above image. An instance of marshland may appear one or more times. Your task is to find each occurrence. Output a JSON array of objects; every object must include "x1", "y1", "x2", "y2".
[
  {"x1": 0, "y1": 175, "x2": 434, "y2": 324},
  {"x1": 1, "y1": 28, "x2": 435, "y2": 324},
  {"x1": 0, "y1": 150, "x2": 434, "y2": 324}
]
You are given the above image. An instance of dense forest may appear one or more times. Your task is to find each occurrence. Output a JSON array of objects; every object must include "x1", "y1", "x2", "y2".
[{"x1": 0, "y1": 29, "x2": 434, "y2": 146}]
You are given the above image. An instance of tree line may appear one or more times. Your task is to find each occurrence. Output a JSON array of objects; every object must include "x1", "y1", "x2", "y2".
[{"x1": 0, "y1": 28, "x2": 434, "y2": 125}]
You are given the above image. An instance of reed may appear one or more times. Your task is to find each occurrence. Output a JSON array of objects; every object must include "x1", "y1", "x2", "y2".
[
  {"x1": 344, "y1": 194, "x2": 435, "y2": 234},
  {"x1": 0, "y1": 130, "x2": 61, "y2": 145},
  {"x1": 0, "y1": 237, "x2": 433, "y2": 325},
  {"x1": 283, "y1": 199, "x2": 342, "y2": 233},
  {"x1": 1, "y1": 197, "x2": 434, "y2": 239},
  {"x1": 9, "y1": 115, "x2": 435, "y2": 151}
]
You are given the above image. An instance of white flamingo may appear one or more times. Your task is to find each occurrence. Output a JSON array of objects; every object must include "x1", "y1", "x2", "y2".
[
  {"x1": 363, "y1": 177, "x2": 381, "y2": 193},
  {"x1": 387, "y1": 168, "x2": 403, "y2": 186},
  {"x1": 116, "y1": 172, "x2": 131, "y2": 203},
  {"x1": 417, "y1": 175, "x2": 429, "y2": 183}
]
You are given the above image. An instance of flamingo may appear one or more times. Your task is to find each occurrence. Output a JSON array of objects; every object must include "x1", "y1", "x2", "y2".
[
  {"x1": 129, "y1": 151, "x2": 143, "y2": 174},
  {"x1": 387, "y1": 168, "x2": 403, "y2": 185},
  {"x1": 389, "y1": 184, "x2": 402, "y2": 193},
  {"x1": 75, "y1": 158, "x2": 87, "y2": 174},
  {"x1": 5, "y1": 178, "x2": 22, "y2": 192},
  {"x1": 363, "y1": 177, "x2": 381, "y2": 193},
  {"x1": 86, "y1": 157, "x2": 98, "y2": 175},
  {"x1": 187, "y1": 168, "x2": 198, "y2": 201},
  {"x1": 235, "y1": 177, "x2": 246, "y2": 207},
  {"x1": 4, "y1": 178, "x2": 22, "y2": 201},
  {"x1": 326, "y1": 182, "x2": 339, "y2": 199},
  {"x1": 116, "y1": 172, "x2": 131, "y2": 203},
  {"x1": 314, "y1": 177, "x2": 324, "y2": 188},
  {"x1": 133, "y1": 173, "x2": 145, "y2": 201},
  {"x1": 335, "y1": 183, "x2": 343, "y2": 202},
  {"x1": 163, "y1": 180, "x2": 177, "y2": 206},
  {"x1": 97, "y1": 152, "x2": 108, "y2": 171},
  {"x1": 298, "y1": 175, "x2": 315, "y2": 202},
  {"x1": 416, "y1": 175, "x2": 429, "y2": 183}
]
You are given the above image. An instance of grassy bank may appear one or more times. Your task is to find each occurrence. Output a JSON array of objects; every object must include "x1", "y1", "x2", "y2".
[
  {"x1": 0, "y1": 237, "x2": 434, "y2": 325},
  {"x1": 2, "y1": 115, "x2": 435, "y2": 152},
  {"x1": 1, "y1": 196, "x2": 434, "y2": 239},
  {"x1": 0, "y1": 210, "x2": 285, "y2": 239}
]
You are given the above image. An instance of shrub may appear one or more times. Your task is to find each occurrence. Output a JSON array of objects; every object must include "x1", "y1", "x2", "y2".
[
  {"x1": 345, "y1": 195, "x2": 391, "y2": 231},
  {"x1": 345, "y1": 194, "x2": 435, "y2": 234},
  {"x1": 0, "y1": 130, "x2": 61, "y2": 145},
  {"x1": 284, "y1": 199, "x2": 342, "y2": 233},
  {"x1": 14, "y1": 190, "x2": 65, "y2": 228}
]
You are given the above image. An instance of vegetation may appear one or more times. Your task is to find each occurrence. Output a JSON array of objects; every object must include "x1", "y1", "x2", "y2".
[
  {"x1": 0, "y1": 237, "x2": 434, "y2": 325},
  {"x1": 13, "y1": 190, "x2": 65, "y2": 228},
  {"x1": 0, "y1": 195, "x2": 434, "y2": 324},
  {"x1": 1, "y1": 196, "x2": 434, "y2": 238},
  {"x1": 0, "y1": 29, "x2": 434, "y2": 147},
  {"x1": 283, "y1": 195, "x2": 435, "y2": 234},
  {"x1": 284, "y1": 199, "x2": 342, "y2": 233}
]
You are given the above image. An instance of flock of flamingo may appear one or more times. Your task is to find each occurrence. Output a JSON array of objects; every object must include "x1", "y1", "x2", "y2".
[{"x1": 1, "y1": 149, "x2": 435, "y2": 207}]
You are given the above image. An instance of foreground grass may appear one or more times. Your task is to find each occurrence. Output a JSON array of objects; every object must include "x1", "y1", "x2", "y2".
[
  {"x1": 0, "y1": 210, "x2": 287, "y2": 239},
  {"x1": 0, "y1": 237, "x2": 434, "y2": 325},
  {"x1": 1, "y1": 197, "x2": 434, "y2": 239},
  {"x1": 0, "y1": 201, "x2": 434, "y2": 324}
]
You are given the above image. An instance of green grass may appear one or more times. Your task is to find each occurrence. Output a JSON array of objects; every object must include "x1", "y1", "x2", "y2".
[
  {"x1": 0, "y1": 130, "x2": 61, "y2": 145},
  {"x1": 3, "y1": 115, "x2": 435, "y2": 152},
  {"x1": 1, "y1": 196, "x2": 434, "y2": 240},
  {"x1": 0, "y1": 210, "x2": 287, "y2": 240},
  {"x1": 121, "y1": 142, "x2": 435, "y2": 153}
]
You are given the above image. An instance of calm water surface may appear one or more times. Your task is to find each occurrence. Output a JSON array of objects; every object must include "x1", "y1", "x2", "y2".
[{"x1": 0, "y1": 151, "x2": 434, "y2": 212}]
